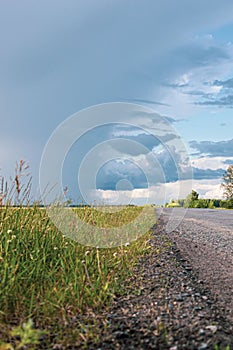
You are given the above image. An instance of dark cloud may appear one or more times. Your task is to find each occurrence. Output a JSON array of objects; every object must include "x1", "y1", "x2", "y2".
[
  {"x1": 196, "y1": 94, "x2": 233, "y2": 107},
  {"x1": 96, "y1": 149, "x2": 183, "y2": 190},
  {"x1": 154, "y1": 150, "x2": 179, "y2": 182},
  {"x1": 192, "y1": 167, "x2": 224, "y2": 180},
  {"x1": 93, "y1": 159, "x2": 224, "y2": 191},
  {"x1": 196, "y1": 77, "x2": 233, "y2": 107},
  {"x1": 190, "y1": 139, "x2": 233, "y2": 157},
  {"x1": 213, "y1": 78, "x2": 233, "y2": 88},
  {"x1": 111, "y1": 124, "x2": 179, "y2": 155},
  {"x1": 96, "y1": 160, "x2": 148, "y2": 190}
]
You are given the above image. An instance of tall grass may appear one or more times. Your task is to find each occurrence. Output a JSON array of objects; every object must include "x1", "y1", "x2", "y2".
[{"x1": 0, "y1": 161, "x2": 155, "y2": 348}]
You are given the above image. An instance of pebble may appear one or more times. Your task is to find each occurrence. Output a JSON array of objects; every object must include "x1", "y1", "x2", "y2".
[
  {"x1": 184, "y1": 266, "x2": 192, "y2": 271},
  {"x1": 206, "y1": 325, "x2": 217, "y2": 333},
  {"x1": 175, "y1": 295, "x2": 184, "y2": 302},
  {"x1": 198, "y1": 329, "x2": 205, "y2": 335},
  {"x1": 181, "y1": 293, "x2": 190, "y2": 297}
]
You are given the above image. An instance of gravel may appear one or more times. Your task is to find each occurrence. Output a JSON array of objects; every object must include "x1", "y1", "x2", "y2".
[
  {"x1": 161, "y1": 208, "x2": 233, "y2": 322},
  {"x1": 86, "y1": 210, "x2": 233, "y2": 350}
]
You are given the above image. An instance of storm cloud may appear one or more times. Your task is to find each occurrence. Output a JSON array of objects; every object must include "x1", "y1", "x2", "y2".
[{"x1": 190, "y1": 139, "x2": 233, "y2": 157}]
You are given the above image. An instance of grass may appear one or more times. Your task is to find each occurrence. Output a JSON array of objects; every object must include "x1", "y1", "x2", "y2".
[{"x1": 0, "y1": 161, "x2": 156, "y2": 348}]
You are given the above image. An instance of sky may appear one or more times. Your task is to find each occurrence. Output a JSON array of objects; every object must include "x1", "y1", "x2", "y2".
[{"x1": 1, "y1": 0, "x2": 233, "y2": 205}]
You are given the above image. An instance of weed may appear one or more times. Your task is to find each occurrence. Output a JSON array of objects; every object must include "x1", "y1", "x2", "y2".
[{"x1": 0, "y1": 161, "x2": 156, "y2": 348}]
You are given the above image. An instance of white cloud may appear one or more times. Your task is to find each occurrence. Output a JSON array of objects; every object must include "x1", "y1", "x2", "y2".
[
  {"x1": 191, "y1": 156, "x2": 233, "y2": 170},
  {"x1": 210, "y1": 85, "x2": 222, "y2": 94},
  {"x1": 92, "y1": 178, "x2": 224, "y2": 205}
]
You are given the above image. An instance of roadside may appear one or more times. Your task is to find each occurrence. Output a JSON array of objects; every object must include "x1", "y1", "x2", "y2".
[
  {"x1": 163, "y1": 208, "x2": 233, "y2": 323},
  {"x1": 87, "y1": 215, "x2": 233, "y2": 350}
]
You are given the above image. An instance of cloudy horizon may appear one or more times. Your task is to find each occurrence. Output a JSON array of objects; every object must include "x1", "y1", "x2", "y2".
[{"x1": 1, "y1": 1, "x2": 233, "y2": 205}]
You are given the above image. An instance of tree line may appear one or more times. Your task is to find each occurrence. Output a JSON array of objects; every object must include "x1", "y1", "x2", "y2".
[{"x1": 165, "y1": 165, "x2": 233, "y2": 209}]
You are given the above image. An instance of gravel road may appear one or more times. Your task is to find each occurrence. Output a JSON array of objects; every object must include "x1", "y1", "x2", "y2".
[
  {"x1": 159, "y1": 208, "x2": 233, "y2": 321},
  {"x1": 86, "y1": 209, "x2": 233, "y2": 350}
]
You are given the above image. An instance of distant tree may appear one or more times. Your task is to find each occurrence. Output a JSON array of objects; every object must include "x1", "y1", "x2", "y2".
[
  {"x1": 190, "y1": 190, "x2": 199, "y2": 201},
  {"x1": 167, "y1": 198, "x2": 181, "y2": 207},
  {"x1": 213, "y1": 199, "x2": 220, "y2": 208},
  {"x1": 195, "y1": 198, "x2": 209, "y2": 208},
  {"x1": 178, "y1": 199, "x2": 185, "y2": 207},
  {"x1": 221, "y1": 165, "x2": 233, "y2": 207},
  {"x1": 208, "y1": 200, "x2": 215, "y2": 209},
  {"x1": 184, "y1": 190, "x2": 199, "y2": 208}
]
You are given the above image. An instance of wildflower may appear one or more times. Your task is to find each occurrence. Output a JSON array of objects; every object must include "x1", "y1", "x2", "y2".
[
  {"x1": 11, "y1": 235, "x2": 16, "y2": 239},
  {"x1": 7, "y1": 229, "x2": 12, "y2": 234},
  {"x1": 125, "y1": 242, "x2": 130, "y2": 247},
  {"x1": 85, "y1": 250, "x2": 91, "y2": 256},
  {"x1": 53, "y1": 247, "x2": 58, "y2": 250},
  {"x1": 113, "y1": 252, "x2": 117, "y2": 257}
]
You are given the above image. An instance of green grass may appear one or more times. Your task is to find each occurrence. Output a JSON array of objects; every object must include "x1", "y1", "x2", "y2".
[
  {"x1": 0, "y1": 161, "x2": 156, "y2": 348},
  {"x1": 0, "y1": 204, "x2": 155, "y2": 348}
]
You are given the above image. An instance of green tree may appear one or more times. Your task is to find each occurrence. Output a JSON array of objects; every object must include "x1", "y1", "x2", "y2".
[
  {"x1": 184, "y1": 190, "x2": 199, "y2": 208},
  {"x1": 221, "y1": 165, "x2": 233, "y2": 207}
]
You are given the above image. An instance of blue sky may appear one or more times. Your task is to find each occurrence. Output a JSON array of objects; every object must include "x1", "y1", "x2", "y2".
[{"x1": 1, "y1": 0, "x2": 233, "y2": 204}]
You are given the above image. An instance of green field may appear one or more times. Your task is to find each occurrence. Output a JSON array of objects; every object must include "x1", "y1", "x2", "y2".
[{"x1": 0, "y1": 204, "x2": 155, "y2": 349}]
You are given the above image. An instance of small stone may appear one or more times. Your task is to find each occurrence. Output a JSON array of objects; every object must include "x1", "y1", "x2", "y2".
[
  {"x1": 180, "y1": 258, "x2": 187, "y2": 262},
  {"x1": 206, "y1": 325, "x2": 217, "y2": 333},
  {"x1": 115, "y1": 331, "x2": 129, "y2": 339},
  {"x1": 185, "y1": 266, "x2": 192, "y2": 271},
  {"x1": 194, "y1": 306, "x2": 202, "y2": 311},
  {"x1": 175, "y1": 295, "x2": 184, "y2": 302},
  {"x1": 198, "y1": 328, "x2": 205, "y2": 335},
  {"x1": 181, "y1": 293, "x2": 190, "y2": 297}
]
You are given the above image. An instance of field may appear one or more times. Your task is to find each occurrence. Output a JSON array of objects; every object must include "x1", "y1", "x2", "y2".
[{"x1": 0, "y1": 204, "x2": 155, "y2": 349}]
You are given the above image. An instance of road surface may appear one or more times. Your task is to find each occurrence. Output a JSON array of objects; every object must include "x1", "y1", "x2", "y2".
[{"x1": 157, "y1": 208, "x2": 233, "y2": 321}]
